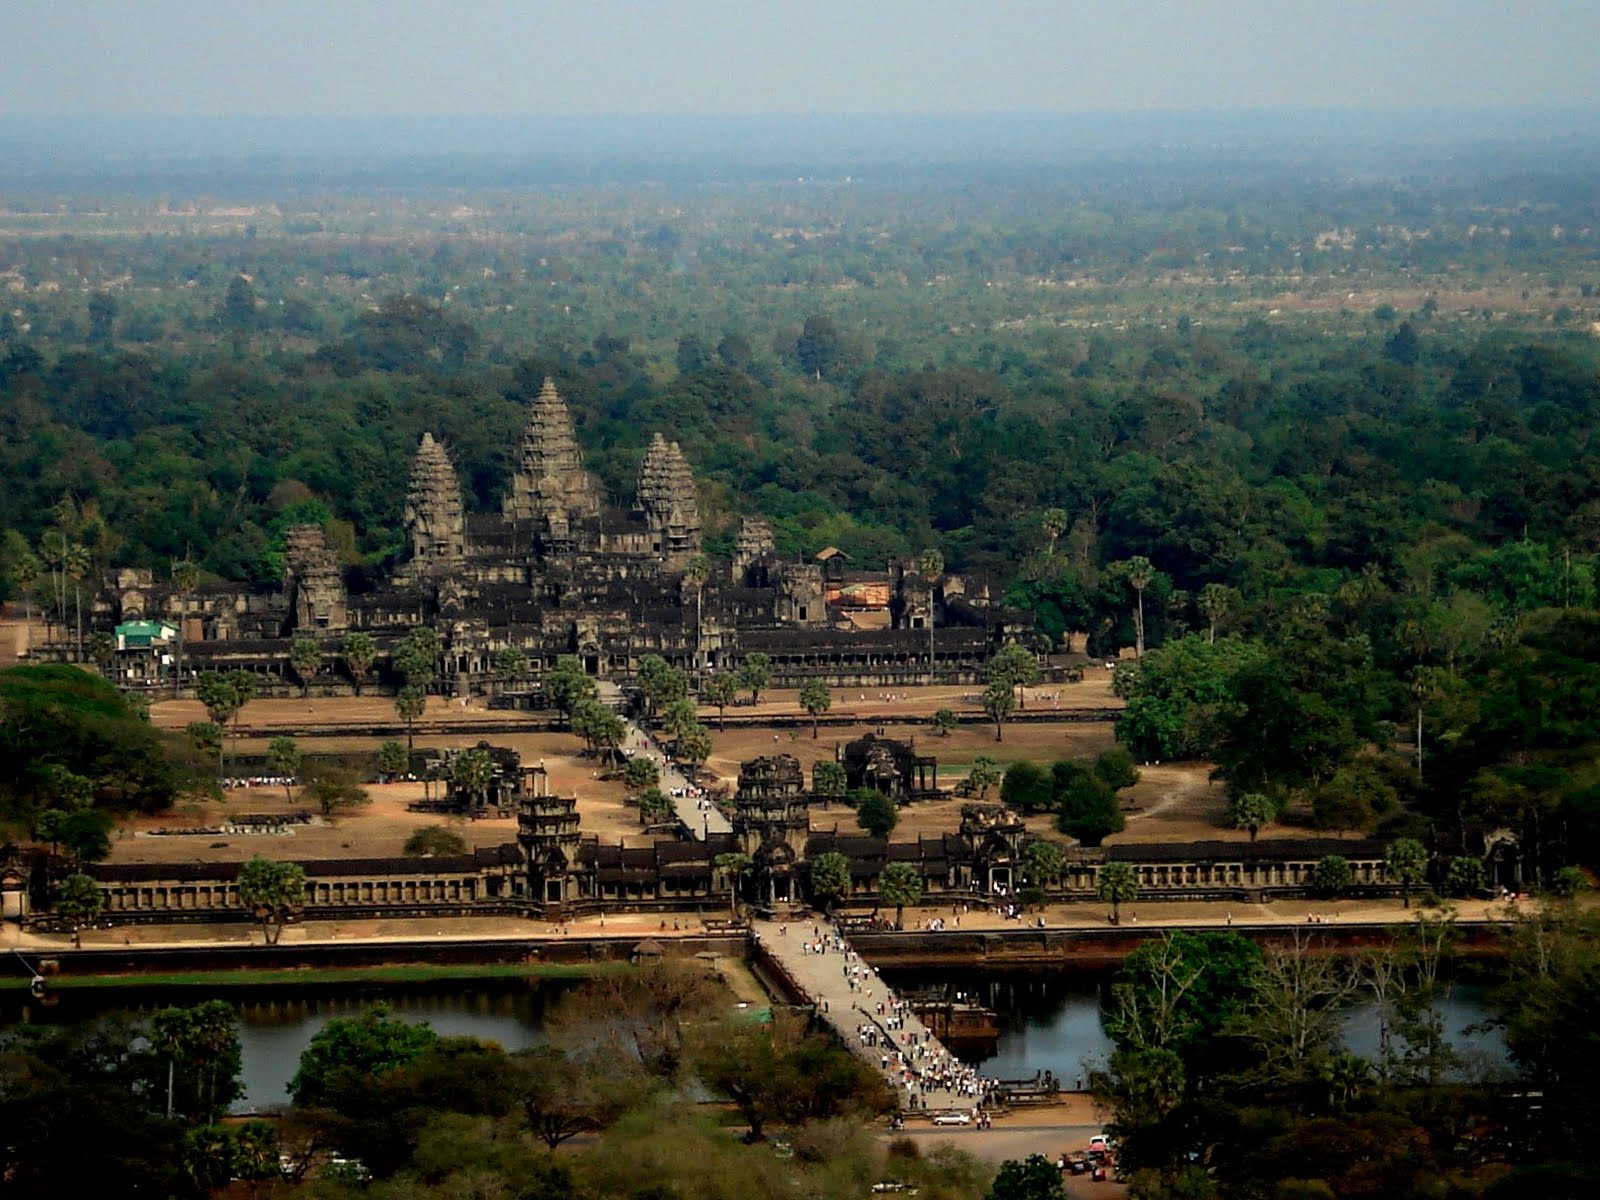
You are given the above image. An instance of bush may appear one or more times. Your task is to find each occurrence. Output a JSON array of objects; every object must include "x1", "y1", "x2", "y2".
[
  {"x1": 1052, "y1": 761, "x2": 1124, "y2": 846},
  {"x1": 1094, "y1": 748, "x2": 1141, "y2": 791}
]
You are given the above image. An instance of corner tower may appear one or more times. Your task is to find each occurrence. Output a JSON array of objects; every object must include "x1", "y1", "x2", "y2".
[{"x1": 402, "y1": 432, "x2": 466, "y2": 572}]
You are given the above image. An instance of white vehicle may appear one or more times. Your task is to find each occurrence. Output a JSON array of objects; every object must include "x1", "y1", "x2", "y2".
[
  {"x1": 931, "y1": 1111, "x2": 972, "y2": 1126},
  {"x1": 1088, "y1": 1133, "x2": 1114, "y2": 1153}
]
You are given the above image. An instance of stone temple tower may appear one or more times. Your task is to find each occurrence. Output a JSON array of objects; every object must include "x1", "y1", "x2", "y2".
[
  {"x1": 636, "y1": 433, "x2": 702, "y2": 570},
  {"x1": 402, "y1": 432, "x2": 466, "y2": 573},
  {"x1": 502, "y1": 377, "x2": 601, "y2": 551}
]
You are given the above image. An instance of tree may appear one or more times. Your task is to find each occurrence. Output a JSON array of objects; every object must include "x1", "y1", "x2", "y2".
[
  {"x1": 196, "y1": 669, "x2": 255, "y2": 775},
  {"x1": 509, "y1": 1044, "x2": 635, "y2": 1151},
  {"x1": 237, "y1": 856, "x2": 306, "y2": 945},
  {"x1": 637, "y1": 654, "x2": 688, "y2": 718},
  {"x1": 393, "y1": 685, "x2": 426, "y2": 749},
  {"x1": 57, "y1": 806, "x2": 113, "y2": 866},
  {"x1": 660, "y1": 697, "x2": 700, "y2": 742},
  {"x1": 968, "y1": 755, "x2": 1001, "y2": 799},
  {"x1": 878, "y1": 861, "x2": 923, "y2": 930},
  {"x1": 856, "y1": 790, "x2": 898, "y2": 838},
  {"x1": 393, "y1": 626, "x2": 440, "y2": 688},
  {"x1": 796, "y1": 313, "x2": 845, "y2": 379},
  {"x1": 1053, "y1": 761, "x2": 1125, "y2": 846},
  {"x1": 623, "y1": 755, "x2": 660, "y2": 792},
  {"x1": 799, "y1": 678, "x2": 832, "y2": 737},
  {"x1": 737, "y1": 652, "x2": 772, "y2": 705},
  {"x1": 288, "y1": 1003, "x2": 438, "y2": 1110},
  {"x1": 713, "y1": 851, "x2": 752, "y2": 915},
  {"x1": 452, "y1": 748, "x2": 495, "y2": 808},
  {"x1": 1197, "y1": 583, "x2": 1240, "y2": 645},
  {"x1": 1445, "y1": 855, "x2": 1486, "y2": 897},
  {"x1": 1228, "y1": 791, "x2": 1276, "y2": 842},
  {"x1": 986, "y1": 1154, "x2": 1067, "y2": 1200},
  {"x1": 289, "y1": 637, "x2": 322, "y2": 697},
  {"x1": 684, "y1": 554, "x2": 711, "y2": 676},
  {"x1": 494, "y1": 646, "x2": 528, "y2": 677},
  {"x1": 1114, "y1": 556, "x2": 1157, "y2": 657},
  {"x1": 1001, "y1": 760, "x2": 1053, "y2": 814},
  {"x1": 813, "y1": 759, "x2": 847, "y2": 800},
  {"x1": 542, "y1": 654, "x2": 596, "y2": 727},
  {"x1": 53, "y1": 872, "x2": 102, "y2": 947},
  {"x1": 1098, "y1": 861, "x2": 1138, "y2": 923},
  {"x1": 376, "y1": 739, "x2": 409, "y2": 778},
  {"x1": 989, "y1": 642, "x2": 1040, "y2": 710},
  {"x1": 86, "y1": 289, "x2": 118, "y2": 347},
  {"x1": 404, "y1": 825, "x2": 468, "y2": 857},
  {"x1": 1312, "y1": 761, "x2": 1396, "y2": 835},
  {"x1": 637, "y1": 787, "x2": 674, "y2": 824},
  {"x1": 342, "y1": 631, "x2": 378, "y2": 695},
  {"x1": 152, "y1": 1000, "x2": 243, "y2": 1123},
  {"x1": 1386, "y1": 838, "x2": 1428, "y2": 908},
  {"x1": 808, "y1": 850, "x2": 852, "y2": 912},
  {"x1": 63, "y1": 541, "x2": 90, "y2": 662},
  {"x1": 1022, "y1": 840, "x2": 1064, "y2": 888},
  {"x1": 187, "y1": 720, "x2": 223, "y2": 779},
  {"x1": 982, "y1": 678, "x2": 1016, "y2": 741},
  {"x1": 930, "y1": 707, "x2": 957, "y2": 736},
  {"x1": 265, "y1": 736, "x2": 301, "y2": 804},
  {"x1": 702, "y1": 673, "x2": 739, "y2": 729},
  {"x1": 304, "y1": 765, "x2": 369, "y2": 818},
  {"x1": 1313, "y1": 855, "x2": 1354, "y2": 897},
  {"x1": 221, "y1": 274, "x2": 257, "y2": 353},
  {"x1": 196, "y1": 670, "x2": 248, "y2": 778},
  {"x1": 675, "y1": 722, "x2": 713, "y2": 769}
]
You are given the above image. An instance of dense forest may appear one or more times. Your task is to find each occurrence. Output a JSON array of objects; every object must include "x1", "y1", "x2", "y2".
[{"x1": 7, "y1": 146, "x2": 1600, "y2": 878}]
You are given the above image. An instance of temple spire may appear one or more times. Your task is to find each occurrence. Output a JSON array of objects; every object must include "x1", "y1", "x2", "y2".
[
  {"x1": 403, "y1": 431, "x2": 466, "y2": 570},
  {"x1": 503, "y1": 377, "x2": 601, "y2": 531}
]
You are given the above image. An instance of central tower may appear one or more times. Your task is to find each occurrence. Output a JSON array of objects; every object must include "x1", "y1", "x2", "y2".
[{"x1": 503, "y1": 377, "x2": 601, "y2": 553}]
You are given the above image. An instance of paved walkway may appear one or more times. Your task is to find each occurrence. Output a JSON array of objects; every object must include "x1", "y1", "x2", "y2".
[
  {"x1": 621, "y1": 714, "x2": 731, "y2": 841},
  {"x1": 753, "y1": 916, "x2": 996, "y2": 1116}
]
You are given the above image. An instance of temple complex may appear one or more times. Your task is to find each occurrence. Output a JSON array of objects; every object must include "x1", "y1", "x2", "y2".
[{"x1": 75, "y1": 377, "x2": 1034, "y2": 695}]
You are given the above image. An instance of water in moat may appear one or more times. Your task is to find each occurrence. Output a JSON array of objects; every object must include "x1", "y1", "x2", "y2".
[
  {"x1": 878, "y1": 969, "x2": 1510, "y2": 1084},
  {"x1": 5, "y1": 969, "x2": 1510, "y2": 1110}
]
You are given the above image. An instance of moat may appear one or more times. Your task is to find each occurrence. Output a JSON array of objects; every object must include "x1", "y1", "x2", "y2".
[{"x1": 5, "y1": 969, "x2": 1510, "y2": 1110}]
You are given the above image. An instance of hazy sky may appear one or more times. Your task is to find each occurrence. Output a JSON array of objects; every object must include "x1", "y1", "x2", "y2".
[{"x1": 5, "y1": 0, "x2": 1599, "y2": 118}]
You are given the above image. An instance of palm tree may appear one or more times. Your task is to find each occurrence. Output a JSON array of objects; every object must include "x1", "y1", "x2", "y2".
[
  {"x1": 289, "y1": 637, "x2": 322, "y2": 698},
  {"x1": 877, "y1": 862, "x2": 924, "y2": 931},
  {"x1": 1124, "y1": 556, "x2": 1155, "y2": 657},
  {"x1": 1040, "y1": 508, "x2": 1069, "y2": 559},
  {"x1": 63, "y1": 542, "x2": 90, "y2": 662},
  {"x1": 799, "y1": 678, "x2": 831, "y2": 738},
  {"x1": 1197, "y1": 583, "x2": 1237, "y2": 645},
  {"x1": 394, "y1": 686, "x2": 426, "y2": 749},
  {"x1": 169, "y1": 559, "x2": 200, "y2": 698},
  {"x1": 1096, "y1": 861, "x2": 1138, "y2": 924},
  {"x1": 37, "y1": 529, "x2": 67, "y2": 645},
  {"x1": 1385, "y1": 838, "x2": 1428, "y2": 909},
  {"x1": 714, "y1": 851, "x2": 752, "y2": 917},
  {"x1": 341, "y1": 631, "x2": 378, "y2": 695},
  {"x1": 452, "y1": 747, "x2": 496, "y2": 811}
]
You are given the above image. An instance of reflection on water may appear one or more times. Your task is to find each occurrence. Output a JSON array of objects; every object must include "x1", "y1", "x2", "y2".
[
  {"x1": 229, "y1": 990, "x2": 554, "y2": 1109},
  {"x1": 4, "y1": 967, "x2": 1512, "y2": 1111},
  {"x1": 881, "y1": 969, "x2": 1509, "y2": 1083},
  {"x1": 4, "y1": 984, "x2": 565, "y2": 1111}
]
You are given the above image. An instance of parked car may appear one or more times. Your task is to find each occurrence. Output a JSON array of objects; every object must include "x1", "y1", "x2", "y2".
[
  {"x1": 932, "y1": 1111, "x2": 972, "y2": 1126},
  {"x1": 1088, "y1": 1133, "x2": 1114, "y2": 1153}
]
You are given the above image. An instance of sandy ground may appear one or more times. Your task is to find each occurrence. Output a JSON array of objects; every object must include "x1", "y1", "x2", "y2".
[
  {"x1": 703, "y1": 673, "x2": 1120, "y2": 724},
  {"x1": 9, "y1": 892, "x2": 1532, "y2": 955}
]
